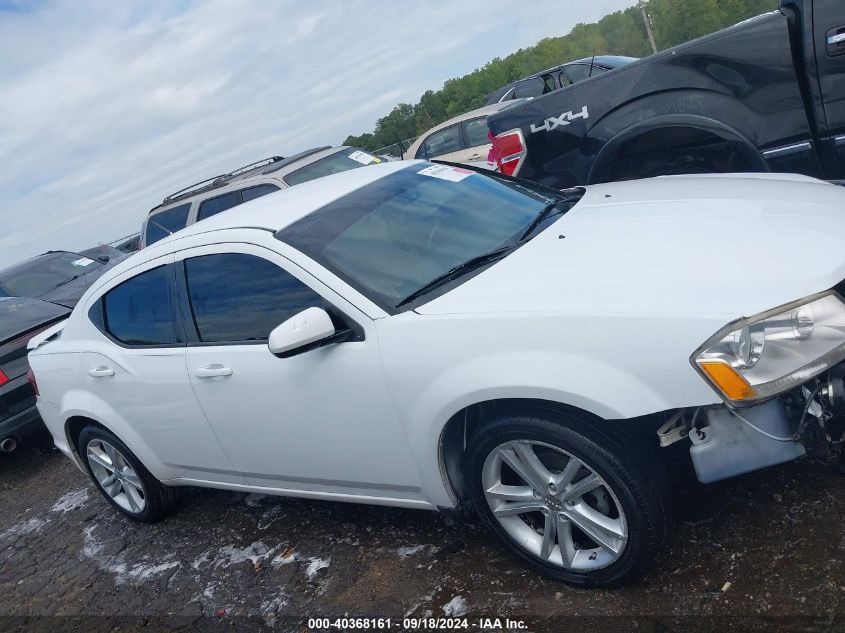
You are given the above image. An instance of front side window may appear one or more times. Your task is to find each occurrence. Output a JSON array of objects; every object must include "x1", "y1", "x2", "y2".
[
  {"x1": 284, "y1": 148, "x2": 381, "y2": 187},
  {"x1": 276, "y1": 164, "x2": 565, "y2": 311},
  {"x1": 145, "y1": 203, "x2": 190, "y2": 246},
  {"x1": 0, "y1": 252, "x2": 103, "y2": 298},
  {"x1": 415, "y1": 125, "x2": 462, "y2": 159},
  {"x1": 464, "y1": 117, "x2": 490, "y2": 149},
  {"x1": 184, "y1": 253, "x2": 322, "y2": 343},
  {"x1": 102, "y1": 266, "x2": 176, "y2": 345}
]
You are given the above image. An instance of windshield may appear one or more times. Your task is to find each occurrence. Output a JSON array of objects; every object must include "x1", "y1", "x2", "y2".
[
  {"x1": 275, "y1": 163, "x2": 566, "y2": 311},
  {"x1": 0, "y1": 252, "x2": 101, "y2": 298},
  {"x1": 283, "y1": 148, "x2": 384, "y2": 186}
]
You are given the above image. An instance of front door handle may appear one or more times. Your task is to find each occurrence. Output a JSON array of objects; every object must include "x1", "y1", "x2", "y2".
[
  {"x1": 88, "y1": 366, "x2": 114, "y2": 378},
  {"x1": 193, "y1": 364, "x2": 233, "y2": 378}
]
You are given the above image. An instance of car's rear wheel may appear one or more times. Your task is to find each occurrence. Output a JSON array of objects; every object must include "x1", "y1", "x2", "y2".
[
  {"x1": 464, "y1": 411, "x2": 668, "y2": 587},
  {"x1": 77, "y1": 425, "x2": 175, "y2": 522}
]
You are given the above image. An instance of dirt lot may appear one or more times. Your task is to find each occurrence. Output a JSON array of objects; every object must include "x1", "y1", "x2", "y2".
[{"x1": 0, "y1": 447, "x2": 843, "y2": 632}]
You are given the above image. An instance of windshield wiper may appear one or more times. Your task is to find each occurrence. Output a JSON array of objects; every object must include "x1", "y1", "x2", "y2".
[
  {"x1": 519, "y1": 200, "x2": 567, "y2": 242},
  {"x1": 395, "y1": 245, "x2": 514, "y2": 310},
  {"x1": 54, "y1": 273, "x2": 85, "y2": 288}
]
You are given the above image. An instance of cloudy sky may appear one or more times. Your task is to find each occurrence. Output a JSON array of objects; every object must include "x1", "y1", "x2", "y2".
[{"x1": 0, "y1": 0, "x2": 634, "y2": 268}]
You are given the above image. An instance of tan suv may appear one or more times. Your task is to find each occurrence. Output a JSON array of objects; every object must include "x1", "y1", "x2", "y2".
[
  {"x1": 141, "y1": 146, "x2": 383, "y2": 247},
  {"x1": 403, "y1": 101, "x2": 524, "y2": 168}
]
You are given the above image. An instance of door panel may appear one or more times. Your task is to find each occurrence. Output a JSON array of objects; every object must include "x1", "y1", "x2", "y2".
[
  {"x1": 81, "y1": 255, "x2": 243, "y2": 483},
  {"x1": 815, "y1": 0, "x2": 845, "y2": 175},
  {"x1": 177, "y1": 243, "x2": 424, "y2": 500}
]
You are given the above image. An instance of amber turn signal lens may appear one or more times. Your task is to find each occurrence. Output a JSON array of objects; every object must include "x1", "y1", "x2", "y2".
[{"x1": 698, "y1": 361, "x2": 757, "y2": 401}]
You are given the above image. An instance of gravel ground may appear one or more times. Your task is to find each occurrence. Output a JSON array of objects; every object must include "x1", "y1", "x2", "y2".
[{"x1": 0, "y1": 447, "x2": 843, "y2": 632}]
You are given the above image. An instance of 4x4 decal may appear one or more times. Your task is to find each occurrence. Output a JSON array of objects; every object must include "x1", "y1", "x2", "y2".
[{"x1": 530, "y1": 106, "x2": 589, "y2": 133}]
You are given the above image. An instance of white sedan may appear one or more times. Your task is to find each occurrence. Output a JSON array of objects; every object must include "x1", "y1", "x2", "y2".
[{"x1": 28, "y1": 161, "x2": 845, "y2": 587}]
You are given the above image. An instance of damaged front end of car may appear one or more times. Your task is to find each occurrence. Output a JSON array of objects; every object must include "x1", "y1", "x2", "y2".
[{"x1": 658, "y1": 289, "x2": 845, "y2": 483}]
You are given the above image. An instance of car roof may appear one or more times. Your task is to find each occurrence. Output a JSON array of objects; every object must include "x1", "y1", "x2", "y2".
[
  {"x1": 147, "y1": 146, "x2": 349, "y2": 216},
  {"x1": 568, "y1": 55, "x2": 638, "y2": 68}
]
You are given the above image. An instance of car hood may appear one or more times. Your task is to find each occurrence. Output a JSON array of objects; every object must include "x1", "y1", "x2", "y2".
[{"x1": 418, "y1": 174, "x2": 845, "y2": 321}]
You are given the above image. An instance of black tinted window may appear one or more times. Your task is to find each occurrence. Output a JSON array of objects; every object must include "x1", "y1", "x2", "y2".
[
  {"x1": 564, "y1": 64, "x2": 605, "y2": 83},
  {"x1": 513, "y1": 77, "x2": 545, "y2": 98},
  {"x1": 145, "y1": 203, "x2": 190, "y2": 246},
  {"x1": 184, "y1": 253, "x2": 322, "y2": 343},
  {"x1": 197, "y1": 191, "x2": 241, "y2": 221},
  {"x1": 242, "y1": 184, "x2": 279, "y2": 202},
  {"x1": 103, "y1": 266, "x2": 176, "y2": 345}
]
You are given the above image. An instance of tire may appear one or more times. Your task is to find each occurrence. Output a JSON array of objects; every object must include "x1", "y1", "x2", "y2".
[
  {"x1": 77, "y1": 425, "x2": 176, "y2": 523},
  {"x1": 463, "y1": 410, "x2": 669, "y2": 587}
]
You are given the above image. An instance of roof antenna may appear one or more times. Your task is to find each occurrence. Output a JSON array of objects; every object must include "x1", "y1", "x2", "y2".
[{"x1": 588, "y1": 51, "x2": 596, "y2": 78}]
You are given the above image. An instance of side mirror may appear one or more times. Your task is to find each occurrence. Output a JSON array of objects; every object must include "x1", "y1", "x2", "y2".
[
  {"x1": 97, "y1": 255, "x2": 110, "y2": 263},
  {"x1": 268, "y1": 307, "x2": 352, "y2": 358}
]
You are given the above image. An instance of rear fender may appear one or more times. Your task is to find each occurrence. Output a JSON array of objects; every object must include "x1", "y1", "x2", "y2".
[{"x1": 61, "y1": 391, "x2": 175, "y2": 481}]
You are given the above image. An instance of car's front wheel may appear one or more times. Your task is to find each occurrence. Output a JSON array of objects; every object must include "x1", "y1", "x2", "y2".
[
  {"x1": 464, "y1": 411, "x2": 668, "y2": 587},
  {"x1": 77, "y1": 425, "x2": 175, "y2": 522}
]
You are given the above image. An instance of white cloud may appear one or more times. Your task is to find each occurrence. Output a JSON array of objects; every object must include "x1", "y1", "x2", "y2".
[{"x1": 0, "y1": 0, "x2": 635, "y2": 268}]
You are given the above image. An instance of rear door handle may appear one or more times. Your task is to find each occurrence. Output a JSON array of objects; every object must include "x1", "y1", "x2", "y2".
[
  {"x1": 193, "y1": 364, "x2": 233, "y2": 378},
  {"x1": 88, "y1": 366, "x2": 114, "y2": 378}
]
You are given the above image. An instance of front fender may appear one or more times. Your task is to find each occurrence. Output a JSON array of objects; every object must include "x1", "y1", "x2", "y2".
[{"x1": 395, "y1": 350, "x2": 675, "y2": 508}]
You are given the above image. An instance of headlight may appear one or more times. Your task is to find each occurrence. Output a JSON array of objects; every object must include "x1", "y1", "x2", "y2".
[{"x1": 691, "y1": 291, "x2": 845, "y2": 405}]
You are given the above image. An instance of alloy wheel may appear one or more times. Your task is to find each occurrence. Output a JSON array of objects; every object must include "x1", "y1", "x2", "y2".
[
  {"x1": 481, "y1": 439, "x2": 628, "y2": 570},
  {"x1": 86, "y1": 439, "x2": 147, "y2": 514}
]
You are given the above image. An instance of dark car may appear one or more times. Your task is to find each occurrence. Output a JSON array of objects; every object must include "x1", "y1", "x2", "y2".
[
  {"x1": 79, "y1": 244, "x2": 127, "y2": 263},
  {"x1": 0, "y1": 250, "x2": 125, "y2": 309},
  {"x1": 484, "y1": 55, "x2": 637, "y2": 106},
  {"x1": 486, "y1": 0, "x2": 845, "y2": 188},
  {"x1": 0, "y1": 297, "x2": 69, "y2": 452},
  {"x1": 113, "y1": 234, "x2": 141, "y2": 253}
]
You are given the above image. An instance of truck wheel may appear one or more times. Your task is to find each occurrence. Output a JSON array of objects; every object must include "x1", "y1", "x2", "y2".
[
  {"x1": 464, "y1": 412, "x2": 668, "y2": 587},
  {"x1": 77, "y1": 425, "x2": 176, "y2": 523}
]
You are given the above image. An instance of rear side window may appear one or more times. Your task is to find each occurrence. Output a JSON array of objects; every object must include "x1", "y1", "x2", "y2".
[
  {"x1": 564, "y1": 63, "x2": 606, "y2": 83},
  {"x1": 197, "y1": 191, "x2": 240, "y2": 221},
  {"x1": 242, "y1": 184, "x2": 279, "y2": 202},
  {"x1": 416, "y1": 125, "x2": 462, "y2": 159},
  {"x1": 145, "y1": 203, "x2": 190, "y2": 246},
  {"x1": 102, "y1": 266, "x2": 176, "y2": 345},
  {"x1": 197, "y1": 184, "x2": 281, "y2": 221},
  {"x1": 184, "y1": 253, "x2": 322, "y2": 343},
  {"x1": 513, "y1": 77, "x2": 545, "y2": 98}
]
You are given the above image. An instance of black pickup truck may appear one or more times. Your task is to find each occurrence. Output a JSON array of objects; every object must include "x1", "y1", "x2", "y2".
[{"x1": 486, "y1": 0, "x2": 845, "y2": 188}]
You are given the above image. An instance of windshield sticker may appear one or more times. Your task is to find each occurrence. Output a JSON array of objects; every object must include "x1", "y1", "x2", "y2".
[
  {"x1": 417, "y1": 164, "x2": 473, "y2": 182},
  {"x1": 71, "y1": 257, "x2": 95, "y2": 267},
  {"x1": 349, "y1": 150, "x2": 378, "y2": 165}
]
